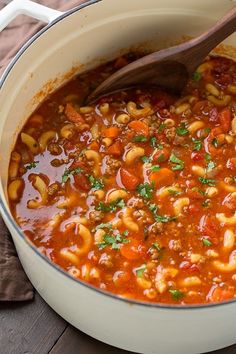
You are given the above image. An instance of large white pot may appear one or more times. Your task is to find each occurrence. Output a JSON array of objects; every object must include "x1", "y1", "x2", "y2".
[{"x1": 0, "y1": 1, "x2": 236, "y2": 353}]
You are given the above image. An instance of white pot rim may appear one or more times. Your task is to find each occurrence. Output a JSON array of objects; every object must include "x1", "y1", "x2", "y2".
[{"x1": 1, "y1": 0, "x2": 235, "y2": 311}]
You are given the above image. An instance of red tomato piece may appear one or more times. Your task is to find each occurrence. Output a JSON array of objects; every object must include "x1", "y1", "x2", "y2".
[
  {"x1": 208, "y1": 286, "x2": 234, "y2": 302},
  {"x1": 120, "y1": 239, "x2": 143, "y2": 260},
  {"x1": 74, "y1": 174, "x2": 90, "y2": 191},
  {"x1": 120, "y1": 168, "x2": 139, "y2": 190},
  {"x1": 218, "y1": 108, "x2": 232, "y2": 133}
]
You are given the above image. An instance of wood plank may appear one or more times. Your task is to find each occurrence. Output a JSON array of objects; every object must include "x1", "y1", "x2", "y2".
[
  {"x1": 50, "y1": 325, "x2": 133, "y2": 354},
  {"x1": 50, "y1": 323, "x2": 236, "y2": 354},
  {"x1": 0, "y1": 292, "x2": 67, "y2": 354}
]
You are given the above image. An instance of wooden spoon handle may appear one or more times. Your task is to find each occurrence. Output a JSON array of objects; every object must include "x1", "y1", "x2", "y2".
[{"x1": 183, "y1": 7, "x2": 236, "y2": 72}]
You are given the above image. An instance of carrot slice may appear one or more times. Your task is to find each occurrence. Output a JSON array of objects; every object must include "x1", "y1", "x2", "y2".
[
  {"x1": 103, "y1": 127, "x2": 121, "y2": 138},
  {"x1": 65, "y1": 103, "x2": 85, "y2": 124},
  {"x1": 120, "y1": 239, "x2": 142, "y2": 260},
  {"x1": 218, "y1": 108, "x2": 232, "y2": 133},
  {"x1": 89, "y1": 141, "x2": 99, "y2": 151},
  {"x1": 128, "y1": 120, "x2": 149, "y2": 137},
  {"x1": 107, "y1": 141, "x2": 122, "y2": 156},
  {"x1": 120, "y1": 168, "x2": 139, "y2": 190},
  {"x1": 208, "y1": 286, "x2": 234, "y2": 302},
  {"x1": 149, "y1": 168, "x2": 175, "y2": 188}
]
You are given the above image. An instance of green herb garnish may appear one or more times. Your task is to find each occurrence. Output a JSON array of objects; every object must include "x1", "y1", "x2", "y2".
[
  {"x1": 169, "y1": 289, "x2": 184, "y2": 301},
  {"x1": 135, "y1": 265, "x2": 146, "y2": 278},
  {"x1": 151, "y1": 165, "x2": 161, "y2": 171},
  {"x1": 192, "y1": 187, "x2": 205, "y2": 196},
  {"x1": 176, "y1": 123, "x2": 189, "y2": 136},
  {"x1": 98, "y1": 231, "x2": 130, "y2": 250},
  {"x1": 96, "y1": 198, "x2": 125, "y2": 212},
  {"x1": 198, "y1": 177, "x2": 216, "y2": 186},
  {"x1": 26, "y1": 161, "x2": 39, "y2": 170},
  {"x1": 88, "y1": 175, "x2": 104, "y2": 190},
  {"x1": 192, "y1": 139, "x2": 202, "y2": 151},
  {"x1": 62, "y1": 167, "x2": 83, "y2": 183},
  {"x1": 212, "y1": 138, "x2": 218, "y2": 148},
  {"x1": 202, "y1": 238, "x2": 212, "y2": 247},
  {"x1": 158, "y1": 123, "x2": 166, "y2": 133},
  {"x1": 150, "y1": 136, "x2": 163, "y2": 149},
  {"x1": 133, "y1": 135, "x2": 148, "y2": 142},
  {"x1": 167, "y1": 189, "x2": 181, "y2": 196},
  {"x1": 206, "y1": 161, "x2": 216, "y2": 173},
  {"x1": 205, "y1": 153, "x2": 211, "y2": 162},
  {"x1": 141, "y1": 156, "x2": 151, "y2": 163},
  {"x1": 169, "y1": 153, "x2": 185, "y2": 171},
  {"x1": 192, "y1": 71, "x2": 202, "y2": 81},
  {"x1": 95, "y1": 222, "x2": 112, "y2": 230},
  {"x1": 149, "y1": 203, "x2": 177, "y2": 223},
  {"x1": 137, "y1": 182, "x2": 154, "y2": 200}
]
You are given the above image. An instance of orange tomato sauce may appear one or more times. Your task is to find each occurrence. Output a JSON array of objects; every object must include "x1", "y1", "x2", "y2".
[{"x1": 8, "y1": 54, "x2": 236, "y2": 304}]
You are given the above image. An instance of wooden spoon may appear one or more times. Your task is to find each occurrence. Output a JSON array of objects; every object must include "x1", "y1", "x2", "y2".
[{"x1": 88, "y1": 7, "x2": 236, "y2": 102}]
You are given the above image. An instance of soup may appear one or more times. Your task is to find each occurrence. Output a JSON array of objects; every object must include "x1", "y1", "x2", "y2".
[{"x1": 8, "y1": 54, "x2": 236, "y2": 304}]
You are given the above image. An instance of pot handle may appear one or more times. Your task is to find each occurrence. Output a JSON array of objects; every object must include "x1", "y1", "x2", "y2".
[{"x1": 0, "y1": 0, "x2": 63, "y2": 32}]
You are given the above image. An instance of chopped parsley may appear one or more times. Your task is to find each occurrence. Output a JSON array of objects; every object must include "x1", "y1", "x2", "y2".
[
  {"x1": 135, "y1": 265, "x2": 146, "y2": 278},
  {"x1": 176, "y1": 122, "x2": 189, "y2": 136},
  {"x1": 62, "y1": 167, "x2": 83, "y2": 183},
  {"x1": 192, "y1": 187, "x2": 205, "y2": 196},
  {"x1": 149, "y1": 203, "x2": 177, "y2": 223},
  {"x1": 206, "y1": 161, "x2": 216, "y2": 173},
  {"x1": 212, "y1": 138, "x2": 218, "y2": 148},
  {"x1": 137, "y1": 182, "x2": 154, "y2": 200},
  {"x1": 152, "y1": 242, "x2": 162, "y2": 251},
  {"x1": 169, "y1": 153, "x2": 185, "y2": 171},
  {"x1": 141, "y1": 156, "x2": 151, "y2": 163},
  {"x1": 133, "y1": 135, "x2": 148, "y2": 142},
  {"x1": 192, "y1": 71, "x2": 201, "y2": 81},
  {"x1": 198, "y1": 177, "x2": 216, "y2": 186},
  {"x1": 151, "y1": 165, "x2": 161, "y2": 171},
  {"x1": 98, "y1": 230, "x2": 130, "y2": 250},
  {"x1": 167, "y1": 189, "x2": 181, "y2": 196},
  {"x1": 192, "y1": 139, "x2": 202, "y2": 151},
  {"x1": 26, "y1": 161, "x2": 39, "y2": 170},
  {"x1": 204, "y1": 153, "x2": 211, "y2": 162},
  {"x1": 204, "y1": 128, "x2": 211, "y2": 134},
  {"x1": 95, "y1": 222, "x2": 112, "y2": 230},
  {"x1": 158, "y1": 123, "x2": 166, "y2": 133},
  {"x1": 88, "y1": 175, "x2": 104, "y2": 190},
  {"x1": 96, "y1": 198, "x2": 125, "y2": 212},
  {"x1": 150, "y1": 136, "x2": 163, "y2": 149},
  {"x1": 169, "y1": 289, "x2": 184, "y2": 301},
  {"x1": 202, "y1": 238, "x2": 212, "y2": 247}
]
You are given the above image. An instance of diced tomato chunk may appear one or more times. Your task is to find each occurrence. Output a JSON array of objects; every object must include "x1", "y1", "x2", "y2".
[
  {"x1": 208, "y1": 286, "x2": 234, "y2": 302},
  {"x1": 218, "y1": 108, "x2": 232, "y2": 133},
  {"x1": 107, "y1": 141, "x2": 122, "y2": 156},
  {"x1": 128, "y1": 120, "x2": 149, "y2": 137},
  {"x1": 149, "y1": 168, "x2": 175, "y2": 188},
  {"x1": 120, "y1": 168, "x2": 139, "y2": 190},
  {"x1": 65, "y1": 103, "x2": 85, "y2": 124},
  {"x1": 153, "y1": 148, "x2": 170, "y2": 162},
  {"x1": 74, "y1": 174, "x2": 90, "y2": 191},
  {"x1": 120, "y1": 239, "x2": 144, "y2": 260}
]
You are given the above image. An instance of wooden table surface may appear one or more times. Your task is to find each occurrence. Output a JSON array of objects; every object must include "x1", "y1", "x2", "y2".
[{"x1": 0, "y1": 292, "x2": 235, "y2": 354}]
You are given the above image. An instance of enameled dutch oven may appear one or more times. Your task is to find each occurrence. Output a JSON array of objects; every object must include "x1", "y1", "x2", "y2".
[{"x1": 0, "y1": 1, "x2": 236, "y2": 353}]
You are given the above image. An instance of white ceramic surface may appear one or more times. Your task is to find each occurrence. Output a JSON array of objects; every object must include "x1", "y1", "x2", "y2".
[{"x1": 0, "y1": 1, "x2": 236, "y2": 353}]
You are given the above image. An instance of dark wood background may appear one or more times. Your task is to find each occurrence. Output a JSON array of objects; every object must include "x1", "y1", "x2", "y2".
[{"x1": 0, "y1": 291, "x2": 236, "y2": 354}]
